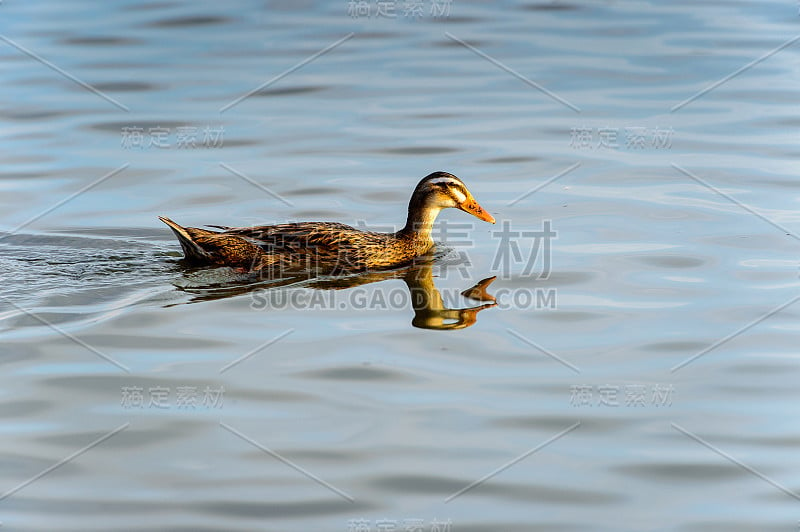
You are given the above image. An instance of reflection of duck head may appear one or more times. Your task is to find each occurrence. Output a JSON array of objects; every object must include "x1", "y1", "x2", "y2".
[{"x1": 403, "y1": 262, "x2": 497, "y2": 331}]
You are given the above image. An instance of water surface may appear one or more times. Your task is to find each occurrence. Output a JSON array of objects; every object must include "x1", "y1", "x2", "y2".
[{"x1": 2, "y1": 1, "x2": 800, "y2": 530}]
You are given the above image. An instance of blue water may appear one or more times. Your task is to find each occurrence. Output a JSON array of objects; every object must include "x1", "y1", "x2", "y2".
[{"x1": 2, "y1": 1, "x2": 800, "y2": 530}]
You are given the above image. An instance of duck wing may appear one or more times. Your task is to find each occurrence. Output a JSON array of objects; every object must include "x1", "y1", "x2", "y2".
[
  {"x1": 222, "y1": 222, "x2": 359, "y2": 254},
  {"x1": 223, "y1": 222, "x2": 399, "y2": 269}
]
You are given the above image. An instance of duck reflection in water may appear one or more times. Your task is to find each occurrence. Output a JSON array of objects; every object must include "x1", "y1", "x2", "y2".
[
  {"x1": 407, "y1": 263, "x2": 496, "y2": 330},
  {"x1": 173, "y1": 258, "x2": 497, "y2": 331}
]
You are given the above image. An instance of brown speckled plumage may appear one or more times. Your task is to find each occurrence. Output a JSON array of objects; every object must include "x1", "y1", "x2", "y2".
[
  {"x1": 160, "y1": 171, "x2": 495, "y2": 273},
  {"x1": 215, "y1": 222, "x2": 430, "y2": 271}
]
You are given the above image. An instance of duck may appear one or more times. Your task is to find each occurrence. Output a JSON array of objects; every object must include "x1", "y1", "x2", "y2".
[{"x1": 159, "y1": 171, "x2": 495, "y2": 273}]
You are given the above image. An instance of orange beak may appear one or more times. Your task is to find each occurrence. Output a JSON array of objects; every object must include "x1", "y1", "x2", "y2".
[{"x1": 459, "y1": 195, "x2": 496, "y2": 224}]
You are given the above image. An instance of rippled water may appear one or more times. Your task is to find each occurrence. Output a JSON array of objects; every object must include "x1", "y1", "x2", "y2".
[{"x1": 2, "y1": 1, "x2": 800, "y2": 530}]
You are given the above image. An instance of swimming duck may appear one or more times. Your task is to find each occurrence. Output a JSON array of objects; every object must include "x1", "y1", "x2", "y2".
[{"x1": 159, "y1": 171, "x2": 495, "y2": 273}]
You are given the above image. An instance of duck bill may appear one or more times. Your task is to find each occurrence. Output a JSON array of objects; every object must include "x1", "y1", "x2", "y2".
[{"x1": 459, "y1": 198, "x2": 496, "y2": 224}]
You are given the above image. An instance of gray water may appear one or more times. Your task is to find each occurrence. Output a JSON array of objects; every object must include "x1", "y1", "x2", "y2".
[{"x1": 2, "y1": 1, "x2": 800, "y2": 530}]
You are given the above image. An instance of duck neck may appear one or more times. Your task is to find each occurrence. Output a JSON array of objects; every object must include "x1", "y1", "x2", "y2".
[{"x1": 398, "y1": 202, "x2": 441, "y2": 248}]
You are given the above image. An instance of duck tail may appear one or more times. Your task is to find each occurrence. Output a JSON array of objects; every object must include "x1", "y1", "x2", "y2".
[{"x1": 158, "y1": 216, "x2": 213, "y2": 262}]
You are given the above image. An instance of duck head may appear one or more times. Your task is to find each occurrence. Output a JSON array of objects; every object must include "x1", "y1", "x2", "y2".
[{"x1": 401, "y1": 171, "x2": 495, "y2": 238}]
